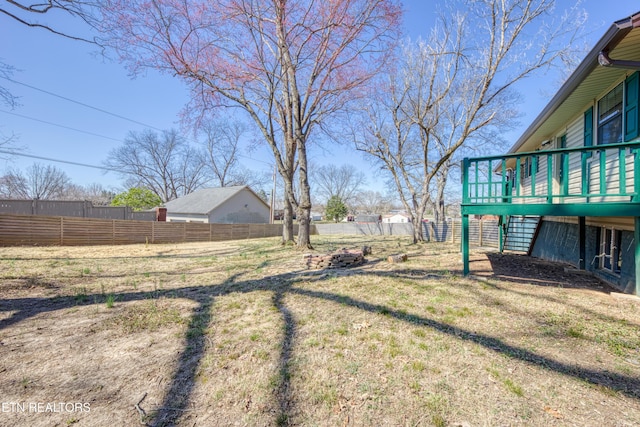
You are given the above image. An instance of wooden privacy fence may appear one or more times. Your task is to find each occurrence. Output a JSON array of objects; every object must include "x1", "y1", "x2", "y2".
[{"x1": 0, "y1": 214, "x2": 291, "y2": 246}]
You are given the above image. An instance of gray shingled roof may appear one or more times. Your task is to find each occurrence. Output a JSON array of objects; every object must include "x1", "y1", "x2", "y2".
[{"x1": 164, "y1": 186, "x2": 261, "y2": 214}]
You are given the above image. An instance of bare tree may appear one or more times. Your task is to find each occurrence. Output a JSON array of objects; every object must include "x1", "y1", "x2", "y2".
[
  {"x1": 0, "y1": 162, "x2": 71, "y2": 199},
  {"x1": 0, "y1": 62, "x2": 18, "y2": 109},
  {"x1": 104, "y1": 129, "x2": 207, "y2": 202},
  {"x1": 1, "y1": 1, "x2": 101, "y2": 106},
  {"x1": 98, "y1": 0, "x2": 401, "y2": 248},
  {"x1": 351, "y1": 0, "x2": 586, "y2": 243},
  {"x1": 1, "y1": 0, "x2": 98, "y2": 42},
  {"x1": 63, "y1": 182, "x2": 115, "y2": 204},
  {"x1": 311, "y1": 164, "x2": 366, "y2": 207},
  {"x1": 199, "y1": 119, "x2": 243, "y2": 188},
  {"x1": 355, "y1": 190, "x2": 392, "y2": 215}
]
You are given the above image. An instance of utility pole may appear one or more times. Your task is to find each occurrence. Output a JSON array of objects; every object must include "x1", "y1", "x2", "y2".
[{"x1": 270, "y1": 164, "x2": 276, "y2": 224}]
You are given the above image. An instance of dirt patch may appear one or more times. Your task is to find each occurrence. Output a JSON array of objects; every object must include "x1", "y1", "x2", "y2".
[
  {"x1": 0, "y1": 237, "x2": 638, "y2": 426},
  {"x1": 479, "y1": 251, "x2": 615, "y2": 291}
]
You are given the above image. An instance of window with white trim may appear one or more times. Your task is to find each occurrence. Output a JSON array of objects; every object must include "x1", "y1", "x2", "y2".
[
  {"x1": 599, "y1": 227, "x2": 622, "y2": 274},
  {"x1": 590, "y1": 72, "x2": 640, "y2": 145},
  {"x1": 597, "y1": 83, "x2": 623, "y2": 145}
]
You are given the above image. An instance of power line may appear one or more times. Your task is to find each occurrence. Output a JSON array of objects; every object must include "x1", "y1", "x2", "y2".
[
  {"x1": 0, "y1": 149, "x2": 118, "y2": 172},
  {"x1": 0, "y1": 76, "x2": 164, "y2": 132},
  {"x1": 2, "y1": 109, "x2": 272, "y2": 166},
  {"x1": 237, "y1": 153, "x2": 274, "y2": 166},
  {"x1": 0, "y1": 109, "x2": 124, "y2": 143}
]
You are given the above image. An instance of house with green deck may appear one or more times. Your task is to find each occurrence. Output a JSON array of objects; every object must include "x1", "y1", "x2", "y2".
[{"x1": 461, "y1": 11, "x2": 640, "y2": 295}]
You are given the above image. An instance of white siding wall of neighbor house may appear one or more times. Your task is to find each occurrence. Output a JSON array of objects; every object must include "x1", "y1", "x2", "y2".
[
  {"x1": 166, "y1": 213, "x2": 208, "y2": 223},
  {"x1": 209, "y1": 191, "x2": 269, "y2": 223},
  {"x1": 383, "y1": 214, "x2": 410, "y2": 223}
]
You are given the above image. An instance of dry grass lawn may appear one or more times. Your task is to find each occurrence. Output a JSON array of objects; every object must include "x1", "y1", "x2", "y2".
[{"x1": 0, "y1": 235, "x2": 638, "y2": 426}]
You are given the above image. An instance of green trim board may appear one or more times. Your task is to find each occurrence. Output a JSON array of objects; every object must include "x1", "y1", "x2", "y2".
[
  {"x1": 465, "y1": 141, "x2": 640, "y2": 207},
  {"x1": 635, "y1": 217, "x2": 640, "y2": 295},
  {"x1": 625, "y1": 72, "x2": 640, "y2": 141},
  {"x1": 461, "y1": 202, "x2": 640, "y2": 217}
]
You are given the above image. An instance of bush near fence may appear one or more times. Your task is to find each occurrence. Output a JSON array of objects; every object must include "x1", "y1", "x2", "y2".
[{"x1": 0, "y1": 214, "x2": 294, "y2": 246}]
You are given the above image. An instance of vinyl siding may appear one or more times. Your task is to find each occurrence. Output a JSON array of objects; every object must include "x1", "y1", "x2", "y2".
[{"x1": 517, "y1": 107, "x2": 638, "y2": 204}]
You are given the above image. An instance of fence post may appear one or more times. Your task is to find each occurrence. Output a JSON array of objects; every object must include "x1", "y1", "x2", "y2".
[
  {"x1": 60, "y1": 217, "x2": 64, "y2": 245},
  {"x1": 451, "y1": 220, "x2": 456, "y2": 243},
  {"x1": 462, "y1": 214, "x2": 469, "y2": 275},
  {"x1": 479, "y1": 219, "x2": 483, "y2": 246}
]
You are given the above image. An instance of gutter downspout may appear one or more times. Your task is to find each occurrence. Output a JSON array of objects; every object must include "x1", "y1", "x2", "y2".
[{"x1": 598, "y1": 51, "x2": 640, "y2": 70}]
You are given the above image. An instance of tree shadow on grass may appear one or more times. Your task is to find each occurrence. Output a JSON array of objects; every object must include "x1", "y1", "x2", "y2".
[{"x1": 0, "y1": 263, "x2": 639, "y2": 426}]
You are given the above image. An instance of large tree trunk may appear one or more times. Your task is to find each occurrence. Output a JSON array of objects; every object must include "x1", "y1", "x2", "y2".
[
  {"x1": 281, "y1": 178, "x2": 296, "y2": 244},
  {"x1": 411, "y1": 210, "x2": 425, "y2": 244},
  {"x1": 434, "y1": 172, "x2": 447, "y2": 222},
  {"x1": 296, "y1": 138, "x2": 313, "y2": 249}
]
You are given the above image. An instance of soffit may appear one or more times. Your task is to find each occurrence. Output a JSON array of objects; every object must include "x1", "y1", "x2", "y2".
[{"x1": 511, "y1": 26, "x2": 640, "y2": 153}]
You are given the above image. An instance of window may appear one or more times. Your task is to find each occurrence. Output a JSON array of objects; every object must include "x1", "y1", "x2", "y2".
[
  {"x1": 520, "y1": 155, "x2": 539, "y2": 179},
  {"x1": 599, "y1": 227, "x2": 622, "y2": 274},
  {"x1": 592, "y1": 72, "x2": 640, "y2": 145},
  {"x1": 598, "y1": 83, "x2": 623, "y2": 145}
]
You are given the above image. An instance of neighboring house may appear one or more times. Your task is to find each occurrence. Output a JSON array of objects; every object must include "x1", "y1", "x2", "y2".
[
  {"x1": 382, "y1": 213, "x2": 411, "y2": 223},
  {"x1": 164, "y1": 186, "x2": 270, "y2": 224},
  {"x1": 461, "y1": 11, "x2": 640, "y2": 295}
]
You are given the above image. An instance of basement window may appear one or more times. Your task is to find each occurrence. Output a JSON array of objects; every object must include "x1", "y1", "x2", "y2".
[{"x1": 599, "y1": 227, "x2": 622, "y2": 274}]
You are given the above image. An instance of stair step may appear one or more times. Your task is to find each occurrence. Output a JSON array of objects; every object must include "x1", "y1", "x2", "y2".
[{"x1": 503, "y1": 215, "x2": 541, "y2": 253}]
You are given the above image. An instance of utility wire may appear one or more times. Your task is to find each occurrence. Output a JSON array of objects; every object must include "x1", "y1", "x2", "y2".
[
  {"x1": 2, "y1": 108, "x2": 273, "y2": 167},
  {"x1": 0, "y1": 78, "x2": 275, "y2": 170},
  {"x1": 0, "y1": 149, "x2": 118, "y2": 172},
  {"x1": 0, "y1": 109, "x2": 124, "y2": 143},
  {"x1": 0, "y1": 76, "x2": 164, "y2": 132}
]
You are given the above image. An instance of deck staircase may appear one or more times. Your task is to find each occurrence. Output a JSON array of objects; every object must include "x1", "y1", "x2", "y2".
[{"x1": 503, "y1": 216, "x2": 541, "y2": 255}]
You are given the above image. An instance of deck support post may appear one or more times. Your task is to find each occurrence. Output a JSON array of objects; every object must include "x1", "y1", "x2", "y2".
[
  {"x1": 635, "y1": 217, "x2": 640, "y2": 296},
  {"x1": 462, "y1": 214, "x2": 470, "y2": 276},
  {"x1": 579, "y1": 216, "x2": 586, "y2": 270},
  {"x1": 499, "y1": 215, "x2": 506, "y2": 253}
]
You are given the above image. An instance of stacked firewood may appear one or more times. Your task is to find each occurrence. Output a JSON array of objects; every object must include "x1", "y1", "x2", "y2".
[{"x1": 304, "y1": 248, "x2": 366, "y2": 269}]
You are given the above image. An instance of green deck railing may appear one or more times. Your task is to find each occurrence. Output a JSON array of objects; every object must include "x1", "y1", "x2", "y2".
[{"x1": 462, "y1": 140, "x2": 640, "y2": 215}]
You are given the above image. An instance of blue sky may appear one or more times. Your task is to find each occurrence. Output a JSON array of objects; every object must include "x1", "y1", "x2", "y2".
[{"x1": 0, "y1": 0, "x2": 638, "y2": 195}]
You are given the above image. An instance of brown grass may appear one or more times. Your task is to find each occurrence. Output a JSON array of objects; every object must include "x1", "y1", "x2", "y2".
[{"x1": 0, "y1": 235, "x2": 638, "y2": 426}]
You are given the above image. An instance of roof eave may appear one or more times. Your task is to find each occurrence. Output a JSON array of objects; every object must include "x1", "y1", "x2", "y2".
[{"x1": 506, "y1": 12, "x2": 640, "y2": 155}]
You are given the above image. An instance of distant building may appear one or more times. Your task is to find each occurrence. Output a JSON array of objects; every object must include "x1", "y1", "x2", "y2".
[
  {"x1": 382, "y1": 213, "x2": 411, "y2": 223},
  {"x1": 164, "y1": 186, "x2": 270, "y2": 224}
]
